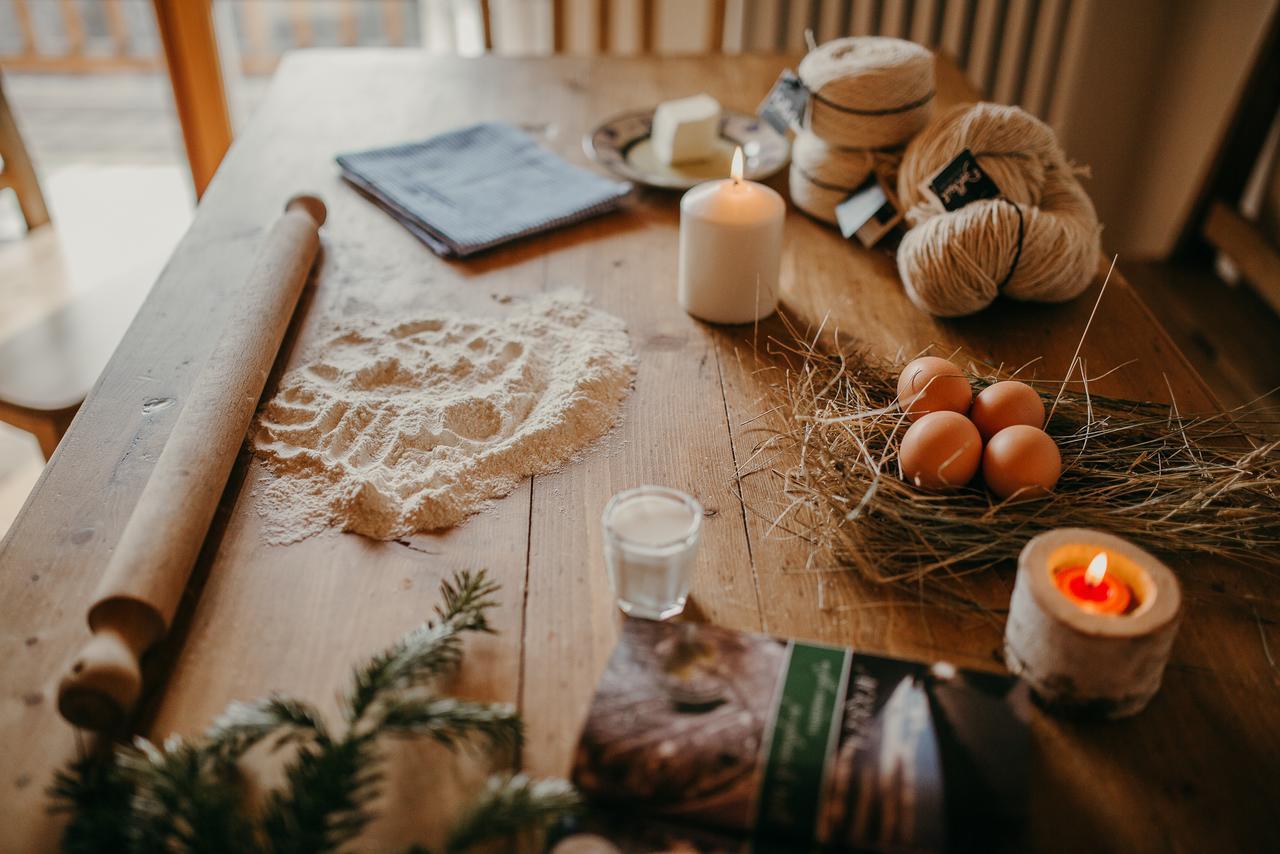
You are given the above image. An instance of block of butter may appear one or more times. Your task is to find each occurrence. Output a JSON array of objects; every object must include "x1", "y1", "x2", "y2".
[{"x1": 651, "y1": 94, "x2": 722, "y2": 166}]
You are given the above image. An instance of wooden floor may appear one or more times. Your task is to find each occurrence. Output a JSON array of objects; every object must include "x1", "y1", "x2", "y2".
[
  {"x1": 2, "y1": 71, "x2": 273, "y2": 166},
  {"x1": 3, "y1": 72, "x2": 183, "y2": 166},
  {"x1": 1123, "y1": 259, "x2": 1280, "y2": 414}
]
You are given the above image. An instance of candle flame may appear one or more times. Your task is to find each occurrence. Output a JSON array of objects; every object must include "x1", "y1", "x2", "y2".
[
  {"x1": 731, "y1": 146, "x2": 744, "y2": 183},
  {"x1": 1085, "y1": 552, "x2": 1108, "y2": 587}
]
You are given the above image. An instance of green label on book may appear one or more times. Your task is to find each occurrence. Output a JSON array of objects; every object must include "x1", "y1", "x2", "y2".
[{"x1": 756, "y1": 641, "x2": 851, "y2": 842}]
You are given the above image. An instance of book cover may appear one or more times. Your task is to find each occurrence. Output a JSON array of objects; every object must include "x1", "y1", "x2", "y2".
[{"x1": 565, "y1": 618, "x2": 1030, "y2": 852}]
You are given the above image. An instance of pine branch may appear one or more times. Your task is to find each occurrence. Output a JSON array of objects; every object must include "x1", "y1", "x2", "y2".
[
  {"x1": 48, "y1": 749, "x2": 135, "y2": 854},
  {"x1": 205, "y1": 696, "x2": 327, "y2": 761},
  {"x1": 443, "y1": 774, "x2": 581, "y2": 854},
  {"x1": 259, "y1": 734, "x2": 382, "y2": 854},
  {"x1": 346, "y1": 570, "x2": 500, "y2": 724},
  {"x1": 346, "y1": 624, "x2": 461, "y2": 726},
  {"x1": 48, "y1": 571, "x2": 575, "y2": 854},
  {"x1": 435, "y1": 570, "x2": 501, "y2": 630},
  {"x1": 121, "y1": 736, "x2": 257, "y2": 854},
  {"x1": 377, "y1": 696, "x2": 521, "y2": 754}
]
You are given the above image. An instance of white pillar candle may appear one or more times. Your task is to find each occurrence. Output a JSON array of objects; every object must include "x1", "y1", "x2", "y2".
[{"x1": 678, "y1": 147, "x2": 785, "y2": 325}]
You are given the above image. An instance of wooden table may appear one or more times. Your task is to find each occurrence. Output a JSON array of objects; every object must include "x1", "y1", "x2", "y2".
[{"x1": 2, "y1": 51, "x2": 1277, "y2": 852}]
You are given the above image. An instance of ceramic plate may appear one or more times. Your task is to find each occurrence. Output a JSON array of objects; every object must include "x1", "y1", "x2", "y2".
[{"x1": 585, "y1": 108, "x2": 790, "y2": 190}]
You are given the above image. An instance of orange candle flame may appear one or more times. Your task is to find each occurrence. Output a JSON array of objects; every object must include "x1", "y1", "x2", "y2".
[
  {"x1": 1084, "y1": 552, "x2": 1108, "y2": 587},
  {"x1": 730, "y1": 146, "x2": 744, "y2": 184},
  {"x1": 1054, "y1": 551, "x2": 1132, "y2": 615}
]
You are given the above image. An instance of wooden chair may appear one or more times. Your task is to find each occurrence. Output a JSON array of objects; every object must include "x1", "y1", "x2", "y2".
[
  {"x1": 0, "y1": 260, "x2": 150, "y2": 459},
  {"x1": 0, "y1": 4, "x2": 229, "y2": 461},
  {"x1": 0, "y1": 70, "x2": 49, "y2": 232},
  {"x1": 0, "y1": 69, "x2": 72, "y2": 459},
  {"x1": 0, "y1": 70, "x2": 143, "y2": 460}
]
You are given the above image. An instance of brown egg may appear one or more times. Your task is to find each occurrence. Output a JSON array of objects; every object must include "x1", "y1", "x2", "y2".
[
  {"x1": 970, "y1": 380, "x2": 1045, "y2": 441},
  {"x1": 897, "y1": 356, "x2": 972, "y2": 420},
  {"x1": 899, "y1": 411, "x2": 983, "y2": 491},
  {"x1": 982, "y1": 425, "x2": 1061, "y2": 500}
]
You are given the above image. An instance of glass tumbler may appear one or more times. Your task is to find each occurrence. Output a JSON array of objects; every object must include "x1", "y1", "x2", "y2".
[{"x1": 601, "y1": 485, "x2": 703, "y2": 620}]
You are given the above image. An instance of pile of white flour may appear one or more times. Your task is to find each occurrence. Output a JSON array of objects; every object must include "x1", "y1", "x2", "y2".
[{"x1": 251, "y1": 290, "x2": 635, "y2": 543}]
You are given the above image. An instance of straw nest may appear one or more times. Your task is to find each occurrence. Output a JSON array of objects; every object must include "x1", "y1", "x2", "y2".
[{"x1": 748, "y1": 334, "x2": 1280, "y2": 591}]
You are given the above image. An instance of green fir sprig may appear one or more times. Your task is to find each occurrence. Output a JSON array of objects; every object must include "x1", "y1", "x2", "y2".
[
  {"x1": 49, "y1": 570, "x2": 579, "y2": 853},
  {"x1": 445, "y1": 774, "x2": 582, "y2": 853}
]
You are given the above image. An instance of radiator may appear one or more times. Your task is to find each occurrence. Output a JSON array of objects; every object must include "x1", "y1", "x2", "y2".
[
  {"x1": 729, "y1": 0, "x2": 1092, "y2": 127},
  {"x1": 468, "y1": 0, "x2": 1092, "y2": 129}
]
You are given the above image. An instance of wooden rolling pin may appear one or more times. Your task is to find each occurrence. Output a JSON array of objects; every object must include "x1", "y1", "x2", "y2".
[{"x1": 57, "y1": 195, "x2": 326, "y2": 731}]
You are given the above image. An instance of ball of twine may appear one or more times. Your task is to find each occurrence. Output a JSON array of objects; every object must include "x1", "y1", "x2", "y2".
[
  {"x1": 798, "y1": 36, "x2": 935, "y2": 148},
  {"x1": 789, "y1": 130, "x2": 903, "y2": 224},
  {"x1": 895, "y1": 102, "x2": 1102, "y2": 317}
]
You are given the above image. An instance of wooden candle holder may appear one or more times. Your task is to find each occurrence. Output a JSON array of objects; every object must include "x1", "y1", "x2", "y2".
[{"x1": 1004, "y1": 528, "x2": 1182, "y2": 719}]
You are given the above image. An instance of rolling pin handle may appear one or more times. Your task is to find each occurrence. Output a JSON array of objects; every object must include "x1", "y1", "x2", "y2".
[
  {"x1": 57, "y1": 599, "x2": 162, "y2": 732},
  {"x1": 285, "y1": 193, "x2": 327, "y2": 227}
]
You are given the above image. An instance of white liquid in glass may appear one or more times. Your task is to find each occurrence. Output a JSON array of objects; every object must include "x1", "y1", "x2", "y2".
[{"x1": 602, "y1": 487, "x2": 702, "y2": 620}]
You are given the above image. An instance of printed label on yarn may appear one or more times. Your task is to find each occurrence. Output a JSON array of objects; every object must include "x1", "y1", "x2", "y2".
[
  {"x1": 836, "y1": 175, "x2": 902, "y2": 247},
  {"x1": 758, "y1": 70, "x2": 809, "y2": 134},
  {"x1": 925, "y1": 149, "x2": 1001, "y2": 211}
]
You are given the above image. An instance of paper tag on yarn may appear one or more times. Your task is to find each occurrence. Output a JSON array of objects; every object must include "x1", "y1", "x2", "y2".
[
  {"x1": 758, "y1": 70, "x2": 809, "y2": 134},
  {"x1": 836, "y1": 175, "x2": 903, "y2": 247},
  {"x1": 925, "y1": 148, "x2": 1002, "y2": 211}
]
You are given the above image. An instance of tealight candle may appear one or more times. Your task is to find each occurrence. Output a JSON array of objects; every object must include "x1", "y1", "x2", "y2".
[
  {"x1": 678, "y1": 147, "x2": 785, "y2": 324},
  {"x1": 1005, "y1": 528, "x2": 1181, "y2": 718},
  {"x1": 1052, "y1": 552, "x2": 1132, "y2": 615}
]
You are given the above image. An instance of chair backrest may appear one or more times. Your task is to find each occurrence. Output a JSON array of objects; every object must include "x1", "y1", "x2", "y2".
[
  {"x1": 0, "y1": 70, "x2": 50, "y2": 231},
  {"x1": 481, "y1": 0, "x2": 728, "y2": 56}
]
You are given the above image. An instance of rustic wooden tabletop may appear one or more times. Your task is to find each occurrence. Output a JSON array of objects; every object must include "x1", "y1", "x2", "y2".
[{"x1": 1, "y1": 51, "x2": 1277, "y2": 852}]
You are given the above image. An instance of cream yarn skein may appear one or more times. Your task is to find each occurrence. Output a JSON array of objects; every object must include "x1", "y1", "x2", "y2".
[
  {"x1": 789, "y1": 130, "x2": 902, "y2": 225},
  {"x1": 798, "y1": 37, "x2": 935, "y2": 148},
  {"x1": 895, "y1": 103, "x2": 1102, "y2": 317}
]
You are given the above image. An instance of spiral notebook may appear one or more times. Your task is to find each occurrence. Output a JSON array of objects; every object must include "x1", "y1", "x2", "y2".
[{"x1": 336, "y1": 122, "x2": 632, "y2": 258}]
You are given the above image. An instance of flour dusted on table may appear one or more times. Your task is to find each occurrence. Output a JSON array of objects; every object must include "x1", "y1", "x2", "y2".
[{"x1": 251, "y1": 290, "x2": 635, "y2": 542}]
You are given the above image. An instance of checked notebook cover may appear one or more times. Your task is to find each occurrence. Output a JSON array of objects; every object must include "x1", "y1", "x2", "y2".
[{"x1": 337, "y1": 121, "x2": 632, "y2": 258}]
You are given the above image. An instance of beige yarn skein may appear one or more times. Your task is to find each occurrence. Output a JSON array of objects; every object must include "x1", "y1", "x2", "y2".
[
  {"x1": 895, "y1": 103, "x2": 1102, "y2": 317},
  {"x1": 789, "y1": 130, "x2": 903, "y2": 225},
  {"x1": 798, "y1": 37, "x2": 935, "y2": 148}
]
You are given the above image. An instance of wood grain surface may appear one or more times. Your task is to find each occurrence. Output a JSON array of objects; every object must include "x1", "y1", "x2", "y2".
[
  {"x1": 1, "y1": 51, "x2": 1277, "y2": 852},
  {"x1": 56, "y1": 196, "x2": 324, "y2": 732}
]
